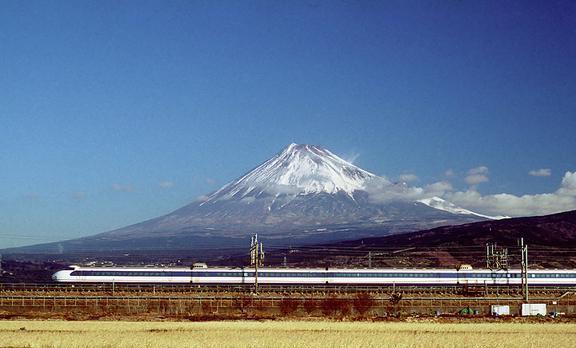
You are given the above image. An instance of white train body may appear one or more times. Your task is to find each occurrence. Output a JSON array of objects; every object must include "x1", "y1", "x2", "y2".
[{"x1": 52, "y1": 266, "x2": 576, "y2": 286}]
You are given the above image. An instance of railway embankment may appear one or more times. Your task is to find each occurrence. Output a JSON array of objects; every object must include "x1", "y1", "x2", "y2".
[{"x1": 1, "y1": 284, "x2": 575, "y2": 321}]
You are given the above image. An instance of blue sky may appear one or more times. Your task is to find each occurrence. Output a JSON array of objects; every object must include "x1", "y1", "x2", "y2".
[{"x1": 1, "y1": 1, "x2": 575, "y2": 248}]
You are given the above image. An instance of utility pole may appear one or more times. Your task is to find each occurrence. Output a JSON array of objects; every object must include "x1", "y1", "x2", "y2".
[
  {"x1": 368, "y1": 251, "x2": 372, "y2": 268},
  {"x1": 519, "y1": 238, "x2": 529, "y2": 302},
  {"x1": 250, "y1": 234, "x2": 264, "y2": 292},
  {"x1": 486, "y1": 243, "x2": 508, "y2": 270}
]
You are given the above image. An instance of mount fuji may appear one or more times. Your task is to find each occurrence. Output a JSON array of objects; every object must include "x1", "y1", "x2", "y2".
[{"x1": 10, "y1": 144, "x2": 496, "y2": 253}]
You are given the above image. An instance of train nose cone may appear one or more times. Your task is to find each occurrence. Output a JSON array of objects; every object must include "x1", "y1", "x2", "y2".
[{"x1": 52, "y1": 271, "x2": 62, "y2": 281}]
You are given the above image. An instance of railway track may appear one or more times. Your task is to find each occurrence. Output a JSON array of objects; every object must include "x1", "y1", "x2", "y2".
[{"x1": 1, "y1": 282, "x2": 574, "y2": 296}]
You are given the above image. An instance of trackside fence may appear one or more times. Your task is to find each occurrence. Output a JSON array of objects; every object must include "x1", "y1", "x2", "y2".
[{"x1": 1, "y1": 294, "x2": 575, "y2": 318}]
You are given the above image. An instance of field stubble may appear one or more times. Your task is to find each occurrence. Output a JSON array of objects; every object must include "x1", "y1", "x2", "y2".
[{"x1": 0, "y1": 320, "x2": 575, "y2": 348}]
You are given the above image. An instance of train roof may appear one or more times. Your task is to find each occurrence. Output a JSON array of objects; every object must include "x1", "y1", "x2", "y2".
[{"x1": 64, "y1": 265, "x2": 576, "y2": 272}]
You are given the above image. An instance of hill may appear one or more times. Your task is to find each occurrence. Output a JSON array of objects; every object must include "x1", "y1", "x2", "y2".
[{"x1": 261, "y1": 210, "x2": 576, "y2": 269}]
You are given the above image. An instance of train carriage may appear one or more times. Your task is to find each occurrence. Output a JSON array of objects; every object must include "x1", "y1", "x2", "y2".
[{"x1": 52, "y1": 266, "x2": 576, "y2": 286}]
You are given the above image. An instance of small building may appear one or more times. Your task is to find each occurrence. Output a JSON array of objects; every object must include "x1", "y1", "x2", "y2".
[
  {"x1": 491, "y1": 305, "x2": 510, "y2": 316},
  {"x1": 521, "y1": 303, "x2": 547, "y2": 316}
]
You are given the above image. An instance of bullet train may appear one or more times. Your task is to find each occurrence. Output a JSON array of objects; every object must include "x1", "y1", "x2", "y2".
[{"x1": 52, "y1": 264, "x2": 576, "y2": 286}]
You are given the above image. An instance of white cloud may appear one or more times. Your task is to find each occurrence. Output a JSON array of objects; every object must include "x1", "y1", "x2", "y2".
[
  {"x1": 159, "y1": 181, "x2": 174, "y2": 189},
  {"x1": 465, "y1": 166, "x2": 489, "y2": 185},
  {"x1": 444, "y1": 169, "x2": 455, "y2": 178},
  {"x1": 365, "y1": 177, "x2": 453, "y2": 204},
  {"x1": 112, "y1": 183, "x2": 133, "y2": 192},
  {"x1": 446, "y1": 171, "x2": 576, "y2": 217},
  {"x1": 465, "y1": 174, "x2": 489, "y2": 185},
  {"x1": 363, "y1": 170, "x2": 576, "y2": 218},
  {"x1": 425, "y1": 181, "x2": 453, "y2": 196},
  {"x1": 398, "y1": 174, "x2": 418, "y2": 183},
  {"x1": 557, "y1": 171, "x2": 576, "y2": 196},
  {"x1": 468, "y1": 166, "x2": 489, "y2": 175},
  {"x1": 342, "y1": 152, "x2": 360, "y2": 164},
  {"x1": 529, "y1": 168, "x2": 551, "y2": 177}
]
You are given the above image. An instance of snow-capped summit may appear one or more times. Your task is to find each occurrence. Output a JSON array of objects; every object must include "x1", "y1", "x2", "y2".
[
  {"x1": 203, "y1": 143, "x2": 376, "y2": 202},
  {"x1": 418, "y1": 197, "x2": 508, "y2": 220},
  {"x1": 39, "y1": 143, "x2": 498, "y2": 253}
]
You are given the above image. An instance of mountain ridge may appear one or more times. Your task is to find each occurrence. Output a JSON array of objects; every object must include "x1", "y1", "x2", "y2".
[
  {"x1": 5, "y1": 144, "x2": 493, "y2": 254},
  {"x1": 277, "y1": 209, "x2": 576, "y2": 269}
]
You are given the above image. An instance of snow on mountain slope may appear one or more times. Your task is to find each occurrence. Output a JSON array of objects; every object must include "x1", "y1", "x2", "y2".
[
  {"x1": 200, "y1": 144, "x2": 494, "y2": 221},
  {"x1": 418, "y1": 197, "x2": 509, "y2": 220},
  {"x1": 11, "y1": 143, "x2": 502, "y2": 253},
  {"x1": 202, "y1": 143, "x2": 377, "y2": 203}
]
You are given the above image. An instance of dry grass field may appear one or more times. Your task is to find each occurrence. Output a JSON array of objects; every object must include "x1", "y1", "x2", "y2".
[{"x1": 0, "y1": 320, "x2": 575, "y2": 348}]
